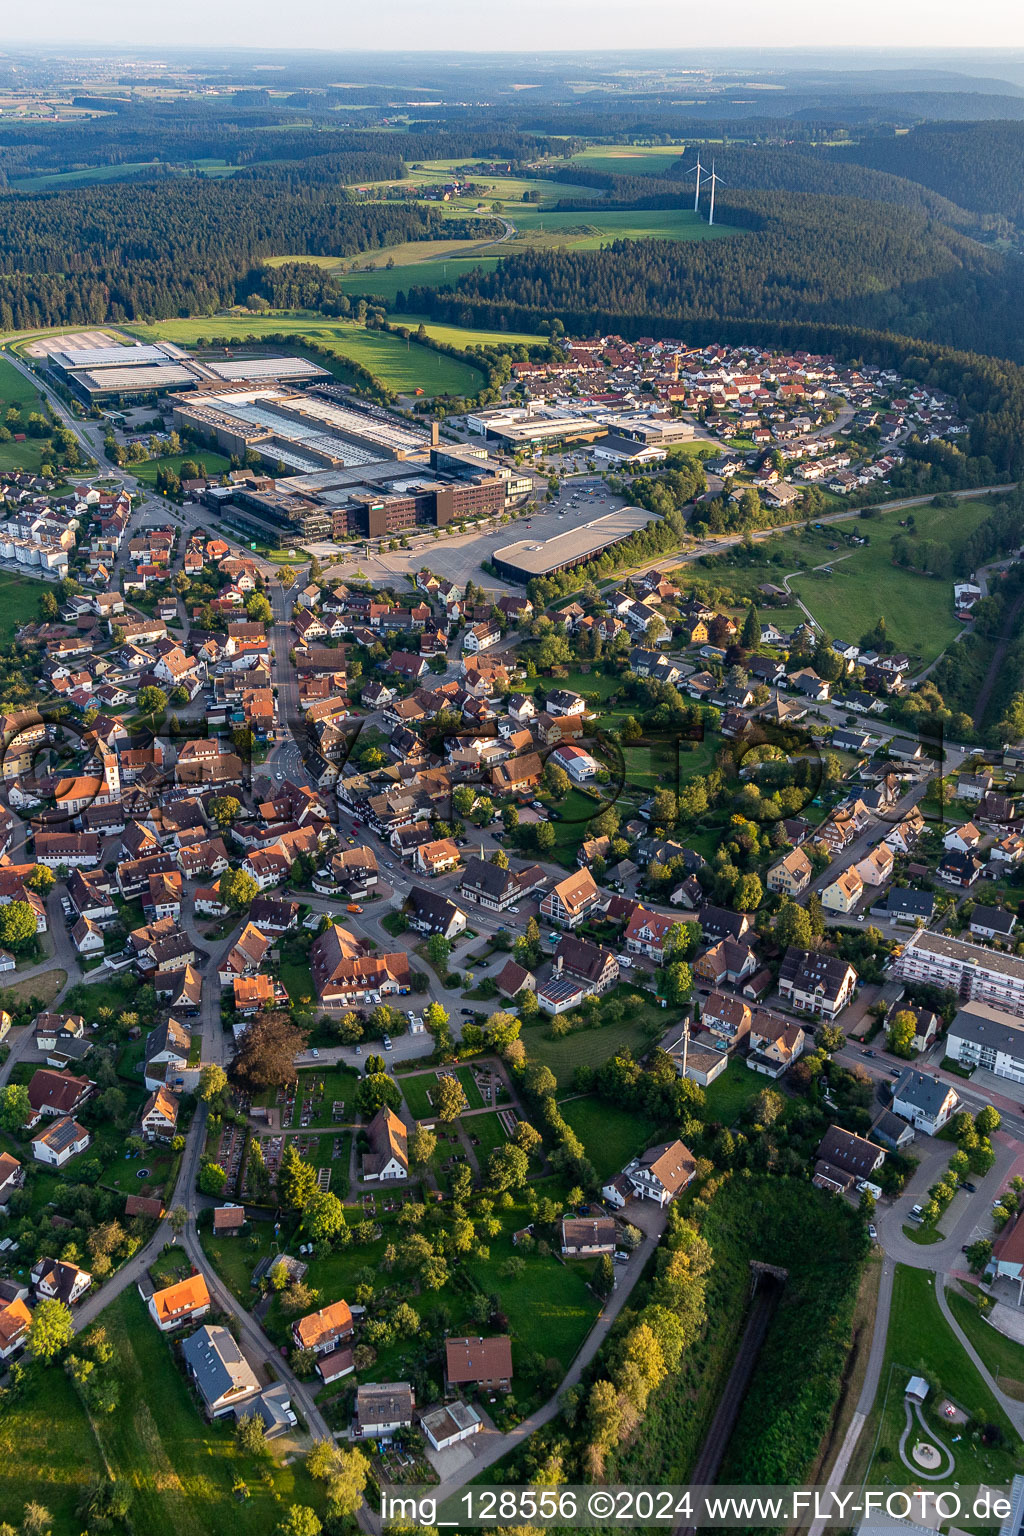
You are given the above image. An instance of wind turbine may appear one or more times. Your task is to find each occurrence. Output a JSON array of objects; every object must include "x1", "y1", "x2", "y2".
[
  {"x1": 683, "y1": 152, "x2": 706, "y2": 213},
  {"x1": 706, "y1": 159, "x2": 727, "y2": 226}
]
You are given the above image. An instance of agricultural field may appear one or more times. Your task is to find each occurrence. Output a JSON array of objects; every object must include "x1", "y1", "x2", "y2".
[
  {"x1": 390, "y1": 313, "x2": 548, "y2": 348},
  {"x1": 566, "y1": 145, "x2": 688, "y2": 177},
  {"x1": 123, "y1": 313, "x2": 486, "y2": 397},
  {"x1": 266, "y1": 238, "x2": 499, "y2": 272},
  {"x1": 505, "y1": 205, "x2": 738, "y2": 246}
]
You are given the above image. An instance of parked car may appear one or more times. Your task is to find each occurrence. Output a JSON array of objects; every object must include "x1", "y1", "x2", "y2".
[
  {"x1": 867, "y1": 1223, "x2": 877, "y2": 1240},
  {"x1": 963, "y1": 1181, "x2": 977, "y2": 1193},
  {"x1": 461, "y1": 1008, "x2": 475, "y2": 1017},
  {"x1": 382, "y1": 1035, "x2": 393, "y2": 1051},
  {"x1": 909, "y1": 1204, "x2": 924, "y2": 1222}
]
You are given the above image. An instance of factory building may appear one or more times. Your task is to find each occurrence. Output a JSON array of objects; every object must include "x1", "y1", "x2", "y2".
[{"x1": 492, "y1": 507, "x2": 656, "y2": 584}]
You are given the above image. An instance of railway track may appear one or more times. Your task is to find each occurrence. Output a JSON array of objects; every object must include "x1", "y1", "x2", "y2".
[{"x1": 674, "y1": 1275, "x2": 783, "y2": 1536}]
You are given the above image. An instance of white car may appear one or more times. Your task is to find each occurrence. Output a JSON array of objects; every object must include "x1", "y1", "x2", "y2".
[{"x1": 509, "y1": 905, "x2": 520, "y2": 914}]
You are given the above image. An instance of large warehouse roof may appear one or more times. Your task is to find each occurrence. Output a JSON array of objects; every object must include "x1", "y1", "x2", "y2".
[
  {"x1": 73, "y1": 364, "x2": 196, "y2": 392},
  {"x1": 205, "y1": 357, "x2": 330, "y2": 382},
  {"x1": 493, "y1": 507, "x2": 656, "y2": 578},
  {"x1": 54, "y1": 344, "x2": 168, "y2": 369}
]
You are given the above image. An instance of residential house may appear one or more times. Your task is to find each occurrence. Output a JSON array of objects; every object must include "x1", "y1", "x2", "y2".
[
  {"x1": 0, "y1": 1151, "x2": 23, "y2": 1211},
  {"x1": 292, "y1": 1299, "x2": 354, "y2": 1357},
  {"x1": 873, "y1": 887, "x2": 934, "y2": 926},
  {"x1": 182, "y1": 1324, "x2": 261, "y2": 1418},
  {"x1": 970, "y1": 906, "x2": 1017, "y2": 943},
  {"x1": 777, "y1": 948, "x2": 858, "y2": 1019},
  {"x1": 540, "y1": 869, "x2": 601, "y2": 930},
  {"x1": 747, "y1": 1013, "x2": 808, "y2": 1077},
  {"x1": 445, "y1": 1336, "x2": 513, "y2": 1392},
  {"x1": 701, "y1": 992, "x2": 753, "y2": 1044},
  {"x1": 148, "y1": 1273, "x2": 211, "y2": 1332},
  {"x1": 813, "y1": 1125, "x2": 886, "y2": 1195},
  {"x1": 767, "y1": 847, "x2": 812, "y2": 897},
  {"x1": 560, "y1": 1217, "x2": 617, "y2": 1257},
  {"x1": 141, "y1": 1085, "x2": 179, "y2": 1142},
  {"x1": 144, "y1": 1017, "x2": 190, "y2": 1090},
  {"x1": 32, "y1": 1257, "x2": 92, "y2": 1305},
  {"x1": 856, "y1": 843, "x2": 895, "y2": 888},
  {"x1": 355, "y1": 1382, "x2": 415, "y2": 1438},
  {"x1": 405, "y1": 888, "x2": 467, "y2": 941},
  {"x1": 891, "y1": 1069, "x2": 960, "y2": 1136},
  {"x1": 623, "y1": 905, "x2": 685, "y2": 961},
  {"x1": 552, "y1": 934, "x2": 619, "y2": 997},
  {"x1": 0, "y1": 1297, "x2": 31, "y2": 1361},
  {"x1": 822, "y1": 867, "x2": 864, "y2": 915},
  {"x1": 26, "y1": 1069, "x2": 92, "y2": 1127},
  {"x1": 606, "y1": 1140, "x2": 696, "y2": 1207}
]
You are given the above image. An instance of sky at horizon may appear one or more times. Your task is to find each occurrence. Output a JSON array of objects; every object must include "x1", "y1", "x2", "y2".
[{"x1": 6, "y1": 2, "x2": 1024, "y2": 55}]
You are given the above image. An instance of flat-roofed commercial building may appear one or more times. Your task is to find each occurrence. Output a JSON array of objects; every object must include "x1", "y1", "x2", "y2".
[
  {"x1": 204, "y1": 357, "x2": 329, "y2": 384},
  {"x1": 493, "y1": 507, "x2": 656, "y2": 583},
  {"x1": 466, "y1": 406, "x2": 605, "y2": 447}
]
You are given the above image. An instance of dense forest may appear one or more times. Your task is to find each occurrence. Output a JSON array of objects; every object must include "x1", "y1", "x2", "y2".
[
  {"x1": 0, "y1": 108, "x2": 566, "y2": 184},
  {"x1": 404, "y1": 190, "x2": 1024, "y2": 360},
  {"x1": 0, "y1": 180, "x2": 495, "y2": 327},
  {"x1": 834, "y1": 121, "x2": 1024, "y2": 226}
]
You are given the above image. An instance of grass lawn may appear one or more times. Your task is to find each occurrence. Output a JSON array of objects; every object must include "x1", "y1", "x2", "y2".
[
  {"x1": 200, "y1": 1225, "x2": 279, "y2": 1308},
  {"x1": 86, "y1": 1287, "x2": 322, "y2": 1536},
  {"x1": 522, "y1": 1007, "x2": 664, "y2": 1089},
  {"x1": 860, "y1": 1265, "x2": 1024, "y2": 1488},
  {"x1": 0, "y1": 355, "x2": 45, "y2": 413},
  {"x1": 557, "y1": 1095, "x2": 660, "y2": 1181},
  {"x1": 778, "y1": 501, "x2": 993, "y2": 666},
  {"x1": 947, "y1": 1288, "x2": 1024, "y2": 1400},
  {"x1": 680, "y1": 497, "x2": 1000, "y2": 667},
  {"x1": 401, "y1": 1068, "x2": 444, "y2": 1120},
  {"x1": 133, "y1": 450, "x2": 231, "y2": 488},
  {"x1": 455, "y1": 1065, "x2": 486, "y2": 1109},
  {"x1": 702, "y1": 1059, "x2": 766, "y2": 1126},
  {"x1": 0, "y1": 1357, "x2": 102, "y2": 1530},
  {"x1": 0, "y1": 568, "x2": 53, "y2": 641},
  {"x1": 125, "y1": 313, "x2": 485, "y2": 398},
  {"x1": 463, "y1": 1110, "x2": 509, "y2": 1158},
  {"x1": 536, "y1": 785, "x2": 607, "y2": 867},
  {"x1": 902, "y1": 1222, "x2": 945, "y2": 1244},
  {"x1": 294, "y1": 1064, "x2": 358, "y2": 1127}
]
